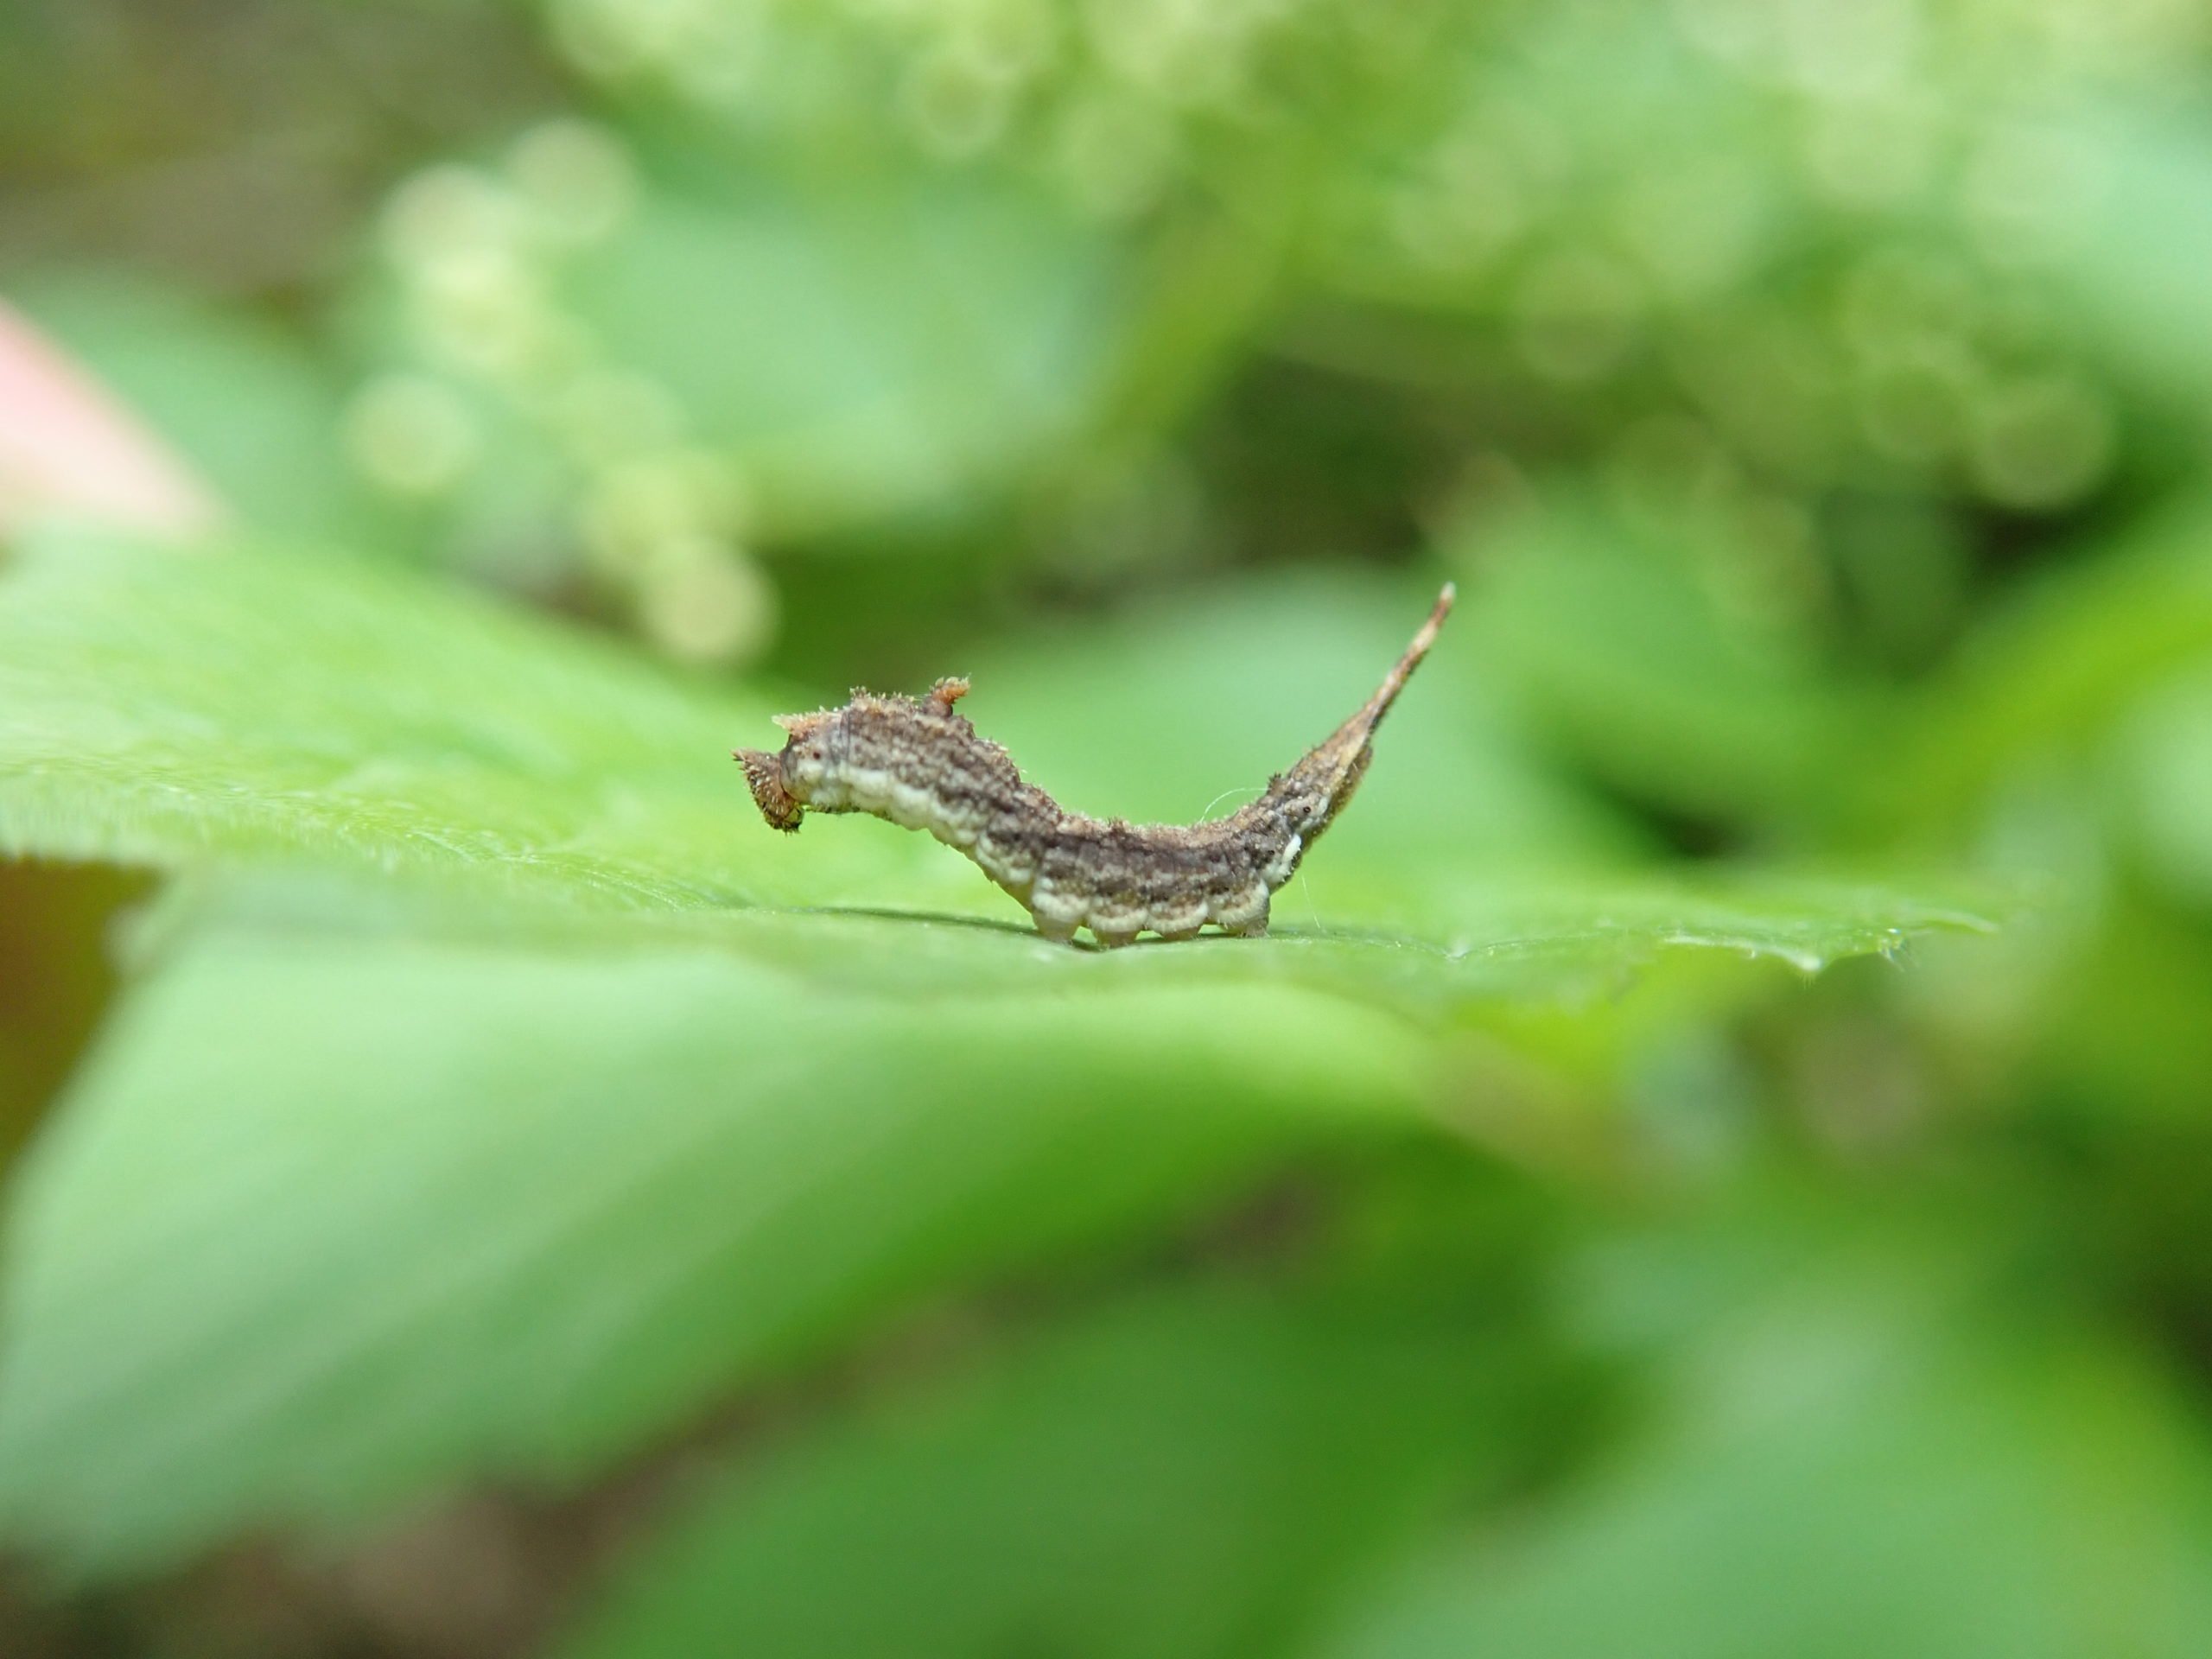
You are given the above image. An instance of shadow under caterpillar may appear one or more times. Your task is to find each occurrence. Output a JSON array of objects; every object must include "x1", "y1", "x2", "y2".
[{"x1": 735, "y1": 583, "x2": 1455, "y2": 947}]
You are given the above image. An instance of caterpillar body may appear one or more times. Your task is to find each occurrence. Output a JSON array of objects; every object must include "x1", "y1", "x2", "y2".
[{"x1": 735, "y1": 583, "x2": 1455, "y2": 947}]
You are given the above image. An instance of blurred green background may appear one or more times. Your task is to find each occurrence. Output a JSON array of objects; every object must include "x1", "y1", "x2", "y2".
[{"x1": 7, "y1": 0, "x2": 2212, "y2": 1654}]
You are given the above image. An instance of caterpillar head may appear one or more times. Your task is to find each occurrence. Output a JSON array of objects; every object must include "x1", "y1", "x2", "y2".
[
  {"x1": 734, "y1": 711, "x2": 835, "y2": 833},
  {"x1": 734, "y1": 747, "x2": 800, "y2": 830}
]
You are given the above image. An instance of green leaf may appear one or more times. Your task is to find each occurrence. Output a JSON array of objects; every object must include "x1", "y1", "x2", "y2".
[
  {"x1": 1891, "y1": 502, "x2": 2212, "y2": 839},
  {"x1": 0, "y1": 886, "x2": 1433, "y2": 1570},
  {"x1": 561, "y1": 1281, "x2": 1540, "y2": 1659},
  {"x1": 1455, "y1": 494, "x2": 1866, "y2": 826},
  {"x1": 1320, "y1": 1226, "x2": 2212, "y2": 1659},
  {"x1": 0, "y1": 531, "x2": 1996, "y2": 1002},
  {"x1": 0, "y1": 526, "x2": 981, "y2": 915},
  {"x1": 2119, "y1": 670, "x2": 2212, "y2": 908}
]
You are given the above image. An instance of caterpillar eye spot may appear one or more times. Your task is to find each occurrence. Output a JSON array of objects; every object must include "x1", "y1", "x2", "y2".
[{"x1": 734, "y1": 584, "x2": 1453, "y2": 945}]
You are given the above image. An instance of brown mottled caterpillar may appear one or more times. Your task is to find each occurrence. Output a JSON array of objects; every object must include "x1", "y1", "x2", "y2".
[{"x1": 735, "y1": 583, "x2": 1455, "y2": 946}]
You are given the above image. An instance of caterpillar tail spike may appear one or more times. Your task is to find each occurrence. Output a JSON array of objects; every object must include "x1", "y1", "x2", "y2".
[{"x1": 734, "y1": 582, "x2": 1456, "y2": 947}]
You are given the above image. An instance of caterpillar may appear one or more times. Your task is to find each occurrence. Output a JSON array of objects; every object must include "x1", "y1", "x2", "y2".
[{"x1": 735, "y1": 583, "x2": 1455, "y2": 947}]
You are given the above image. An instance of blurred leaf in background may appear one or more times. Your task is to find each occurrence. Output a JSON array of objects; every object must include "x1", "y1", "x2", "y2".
[
  {"x1": 8, "y1": 1, "x2": 2212, "y2": 1657},
  {"x1": 1324, "y1": 1200, "x2": 2212, "y2": 1659},
  {"x1": 563, "y1": 1269, "x2": 1575, "y2": 1659}
]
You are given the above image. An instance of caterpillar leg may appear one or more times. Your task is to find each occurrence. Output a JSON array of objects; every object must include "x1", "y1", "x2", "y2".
[{"x1": 1222, "y1": 898, "x2": 1270, "y2": 939}]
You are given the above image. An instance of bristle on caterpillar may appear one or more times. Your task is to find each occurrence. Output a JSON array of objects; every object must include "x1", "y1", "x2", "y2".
[{"x1": 733, "y1": 583, "x2": 1455, "y2": 946}]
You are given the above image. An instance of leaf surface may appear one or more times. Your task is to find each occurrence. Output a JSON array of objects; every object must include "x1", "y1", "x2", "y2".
[
  {"x1": 1322, "y1": 1229, "x2": 2212, "y2": 1659},
  {"x1": 562, "y1": 1281, "x2": 1538, "y2": 1659},
  {"x1": 0, "y1": 533, "x2": 1996, "y2": 994},
  {"x1": 0, "y1": 893, "x2": 1429, "y2": 1568}
]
